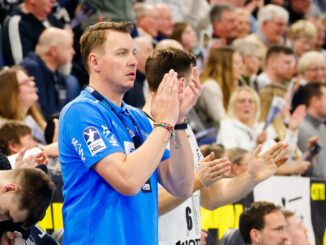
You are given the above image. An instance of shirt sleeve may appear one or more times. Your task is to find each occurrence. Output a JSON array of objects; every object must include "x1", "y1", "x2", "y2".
[{"x1": 59, "y1": 102, "x2": 125, "y2": 169}]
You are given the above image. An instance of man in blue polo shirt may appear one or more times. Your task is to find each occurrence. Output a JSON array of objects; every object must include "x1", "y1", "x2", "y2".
[{"x1": 58, "y1": 21, "x2": 197, "y2": 244}]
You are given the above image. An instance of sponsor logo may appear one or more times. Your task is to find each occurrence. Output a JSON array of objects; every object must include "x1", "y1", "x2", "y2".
[
  {"x1": 72, "y1": 138, "x2": 86, "y2": 161},
  {"x1": 83, "y1": 126, "x2": 106, "y2": 156}
]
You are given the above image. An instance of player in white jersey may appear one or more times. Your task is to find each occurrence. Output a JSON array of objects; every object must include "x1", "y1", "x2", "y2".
[{"x1": 143, "y1": 47, "x2": 289, "y2": 244}]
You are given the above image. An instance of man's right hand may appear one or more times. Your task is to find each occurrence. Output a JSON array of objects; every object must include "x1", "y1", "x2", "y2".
[
  {"x1": 197, "y1": 153, "x2": 231, "y2": 188},
  {"x1": 151, "y1": 69, "x2": 180, "y2": 126}
]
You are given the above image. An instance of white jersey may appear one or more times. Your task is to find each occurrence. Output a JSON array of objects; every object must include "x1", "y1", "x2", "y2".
[{"x1": 159, "y1": 127, "x2": 203, "y2": 245}]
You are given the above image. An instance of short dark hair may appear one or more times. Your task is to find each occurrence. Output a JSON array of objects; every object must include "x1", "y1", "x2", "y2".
[
  {"x1": 302, "y1": 82, "x2": 326, "y2": 107},
  {"x1": 239, "y1": 201, "x2": 281, "y2": 244},
  {"x1": 0, "y1": 120, "x2": 32, "y2": 155},
  {"x1": 12, "y1": 168, "x2": 55, "y2": 228},
  {"x1": 265, "y1": 45, "x2": 294, "y2": 64},
  {"x1": 145, "y1": 47, "x2": 196, "y2": 92},
  {"x1": 80, "y1": 21, "x2": 134, "y2": 73},
  {"x1": 210, "y1": 4, "x2": 234, "y2": 23}
]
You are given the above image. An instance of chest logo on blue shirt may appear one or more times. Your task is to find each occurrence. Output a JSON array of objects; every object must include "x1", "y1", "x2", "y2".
[{"x1": 83, "y1": 126, "x2": 107, "y2": 156}]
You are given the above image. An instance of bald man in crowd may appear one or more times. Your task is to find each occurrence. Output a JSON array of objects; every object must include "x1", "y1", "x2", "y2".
[{"x1": 20, "y1": 27, "x2": 76, "y2": 120}]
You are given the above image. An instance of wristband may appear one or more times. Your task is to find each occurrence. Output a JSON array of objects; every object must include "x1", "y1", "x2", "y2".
[{"x1": 153, "y1": 122, "x2": 174, "y2": 135}]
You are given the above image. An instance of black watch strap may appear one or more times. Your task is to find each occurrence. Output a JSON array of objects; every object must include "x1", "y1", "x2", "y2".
[{"x1": 174, "y1": 123, "x2": 188, "y2": 130}]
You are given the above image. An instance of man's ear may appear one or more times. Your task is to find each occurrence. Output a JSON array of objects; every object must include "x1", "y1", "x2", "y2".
[
  {"x1": 2, "y1": 183, "x2": 17, "y2": 193},
  {"x1": 7, "y1": 141, "x2": 21, "y2": 154},
  {"x1": 250, "y1": 228, "x2": 261, "y2": 243},
  {"x1": 89, "y1": 52, "x2": 100, "y2": 73}
]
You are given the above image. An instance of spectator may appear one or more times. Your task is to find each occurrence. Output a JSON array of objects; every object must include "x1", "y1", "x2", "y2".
[
  {"x1": 2, "y1": 0, "x2": 65, "y2": 66},
  {"x1": 20, "y1": 27, "x2": 77, "y2": 120},
  {"x1": 0, "y1": 120, "x2": 37, "y2": 155},
  {"x1": 58, "y1": 21, "x2": 196, "y2": 244},
  {"x1": 196, "y1": 46, "x2": 244, "y2": 129},
  {"x1": 287, "y1": 20, "x2": 317, "y2": 58},
  {"x1": 0, "y1": 66, "x2": 46, "y2": 144},
  {"x1": 259, "y1": 84, "x2": 311, "y2": 175},
  {"x1": 123, "y1": 36, "x2": 153, "y2": 108},
  {"x1": 244, "y1": 4, "x2": 289, "y2": 62},
  {"x1": 235, "y1": 8, "x2": 251, "y2": 39},
  {"x1": 287, "y1": 0, "x2": 318, "y2": 25},
  {"x1": 298, "y1": 83, "x2": 326, "y2": 179},
  {"x1": 155, "y1": 3, "x2": 174, "y2": 40},
  {"x1": 239, "y1": 201, "x2": 289, "y2": 245},
  {"x1": 210, "y1": 4, "x2": 238, "y2": 45},
  {"x1": 296, "y1": 50, "x2": 326, "y2": 85},
  {"x1": 226, "y1": 147, "x2": 251, "y2": 176},
  {"x1": 282, "y1": 210, "x2": 310, "y2": 245},
  {"x1": 134, "y1": 3, "x2": 159, "y2": 40},
  {"x1": 256, "y1": 45, "x2": 295, "y2": 91},
  {"x1": 170, "y1": 22, "x2": 198, "y2": 53},
  {"x1": 217, "y1": 86, "x2": 266, "y2": 151},
  {"x1": 233, "y1": 39, "x2": 262, "y2": 90}
]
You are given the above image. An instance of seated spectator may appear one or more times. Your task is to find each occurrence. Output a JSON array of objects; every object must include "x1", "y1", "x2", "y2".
[
  {"x1": 296, "y1": 50, "x2": 326, "y2": 85},
  {"x1": 0, "y1": 120, "x2": 37, "y2": 155},
  {"x1": 287, "y1": 20, "x2": 317, "y2": 58},
  {"x1": 20, "y1": 27, "x2": 77, "y2": 120},
  {"x1": 155, "y1": 3, "x2": 174, "y2": 41},
  {"x1": 259, "y1": 84, "x2": 311, "y2": 175},
  {"x1": 282, "y1": 210, "x2": 310, "y2": 245},
  {"x1": 0, "y1": 66, "x2": 46, "y2": 144},
  {"x1": 123, "y1": 36, "x2": 153, "y2": 107},
  {"x1": 291, "y1": 51, "x2": 326, "y2": 110},
  {"x1": 226, "y1": 147, "x2": 251, "y2": 176},
  {"x1": 196, "y1": 46, "x2": 244, "y2": 129},
  {"x1": 239, "y1": 201, "x2": 289, "y2": 245},
  {"x1": 217, "y1": 86, "x2": 266, "y2": 151},
  {"x1": 256, "y1": 45, "x2": 295, "y2": 91},
  {"x1": 235, "y1": 8, "x2": 251, "y2": 39},
  {"x1": 243, "y1": 4, "x2": 289, "y2": 63},
  {"x1": 298, "y1": 83, "x2": 326, "y2": 179},
  {"x1": 2, "y1": 0, "x2": 65, "y2": 66},
  {"x1": 210, "y1": 4, "x2": 238, "y2": 45},
  {"x1": 133, "y1": 3, "x2": 159, "y2": 40},
  {"x1": 232, "y1": 39, "x2": 261, "y2": 90},
  {"x1": 170, "y1": 22, "x2": 198, "y2": 54}
]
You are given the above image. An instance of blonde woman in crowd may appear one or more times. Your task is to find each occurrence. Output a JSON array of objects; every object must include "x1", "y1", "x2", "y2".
[
  {"x1": 217, "y1": 86, "x2": 266, "y2": 151},
  {"x1": 259, "y1": 84, "x2": 311, "y2": 175},
  {"x1": 196, "y1": 46, "x2": 244, "y2": 129},
  {"x1": 287, "y1": 20, "x2": 317, "y2": 58}
]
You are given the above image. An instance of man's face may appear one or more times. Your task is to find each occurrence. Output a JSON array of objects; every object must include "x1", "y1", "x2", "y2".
[
  {"x1": 255, "y1": 211, "x2": 289, "y2": 245},
  {"x1": 273, "y1": 53, "x2": 295, "y2": 82},
  {"x1": 0, "y1": 186, "x2": 28, "y2": 224},
  {"x1": 139, "y1": 10, "x2": 159, "y2": 37},
  {"x1": 214, "y1": 10, "x2": 238, "y2": 40},
  {"x1": 93, "y1": 31, "x2": 138, "y2": 94},
  {"x1": 263, "y1": 18, "x2": 288, "y2": 44},
  {"x1": 286, "y1": 215, "x2": 310, "y2": 245},
  {"x1": 29, "y1": 0, "x2": 54, "y2": 20},
  {"x1": 157, "y1": 8, "x2": 173, "y2": 36}
]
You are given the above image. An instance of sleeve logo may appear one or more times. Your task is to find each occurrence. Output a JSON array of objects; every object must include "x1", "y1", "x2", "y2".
[{"x1": 83, "y1": 126, "x2": 107, "y2": 156}]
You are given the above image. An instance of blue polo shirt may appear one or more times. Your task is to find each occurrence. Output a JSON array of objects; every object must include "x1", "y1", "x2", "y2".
[{"x1": 59, "y1": 89, "x2": 169, "y2": 244}]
